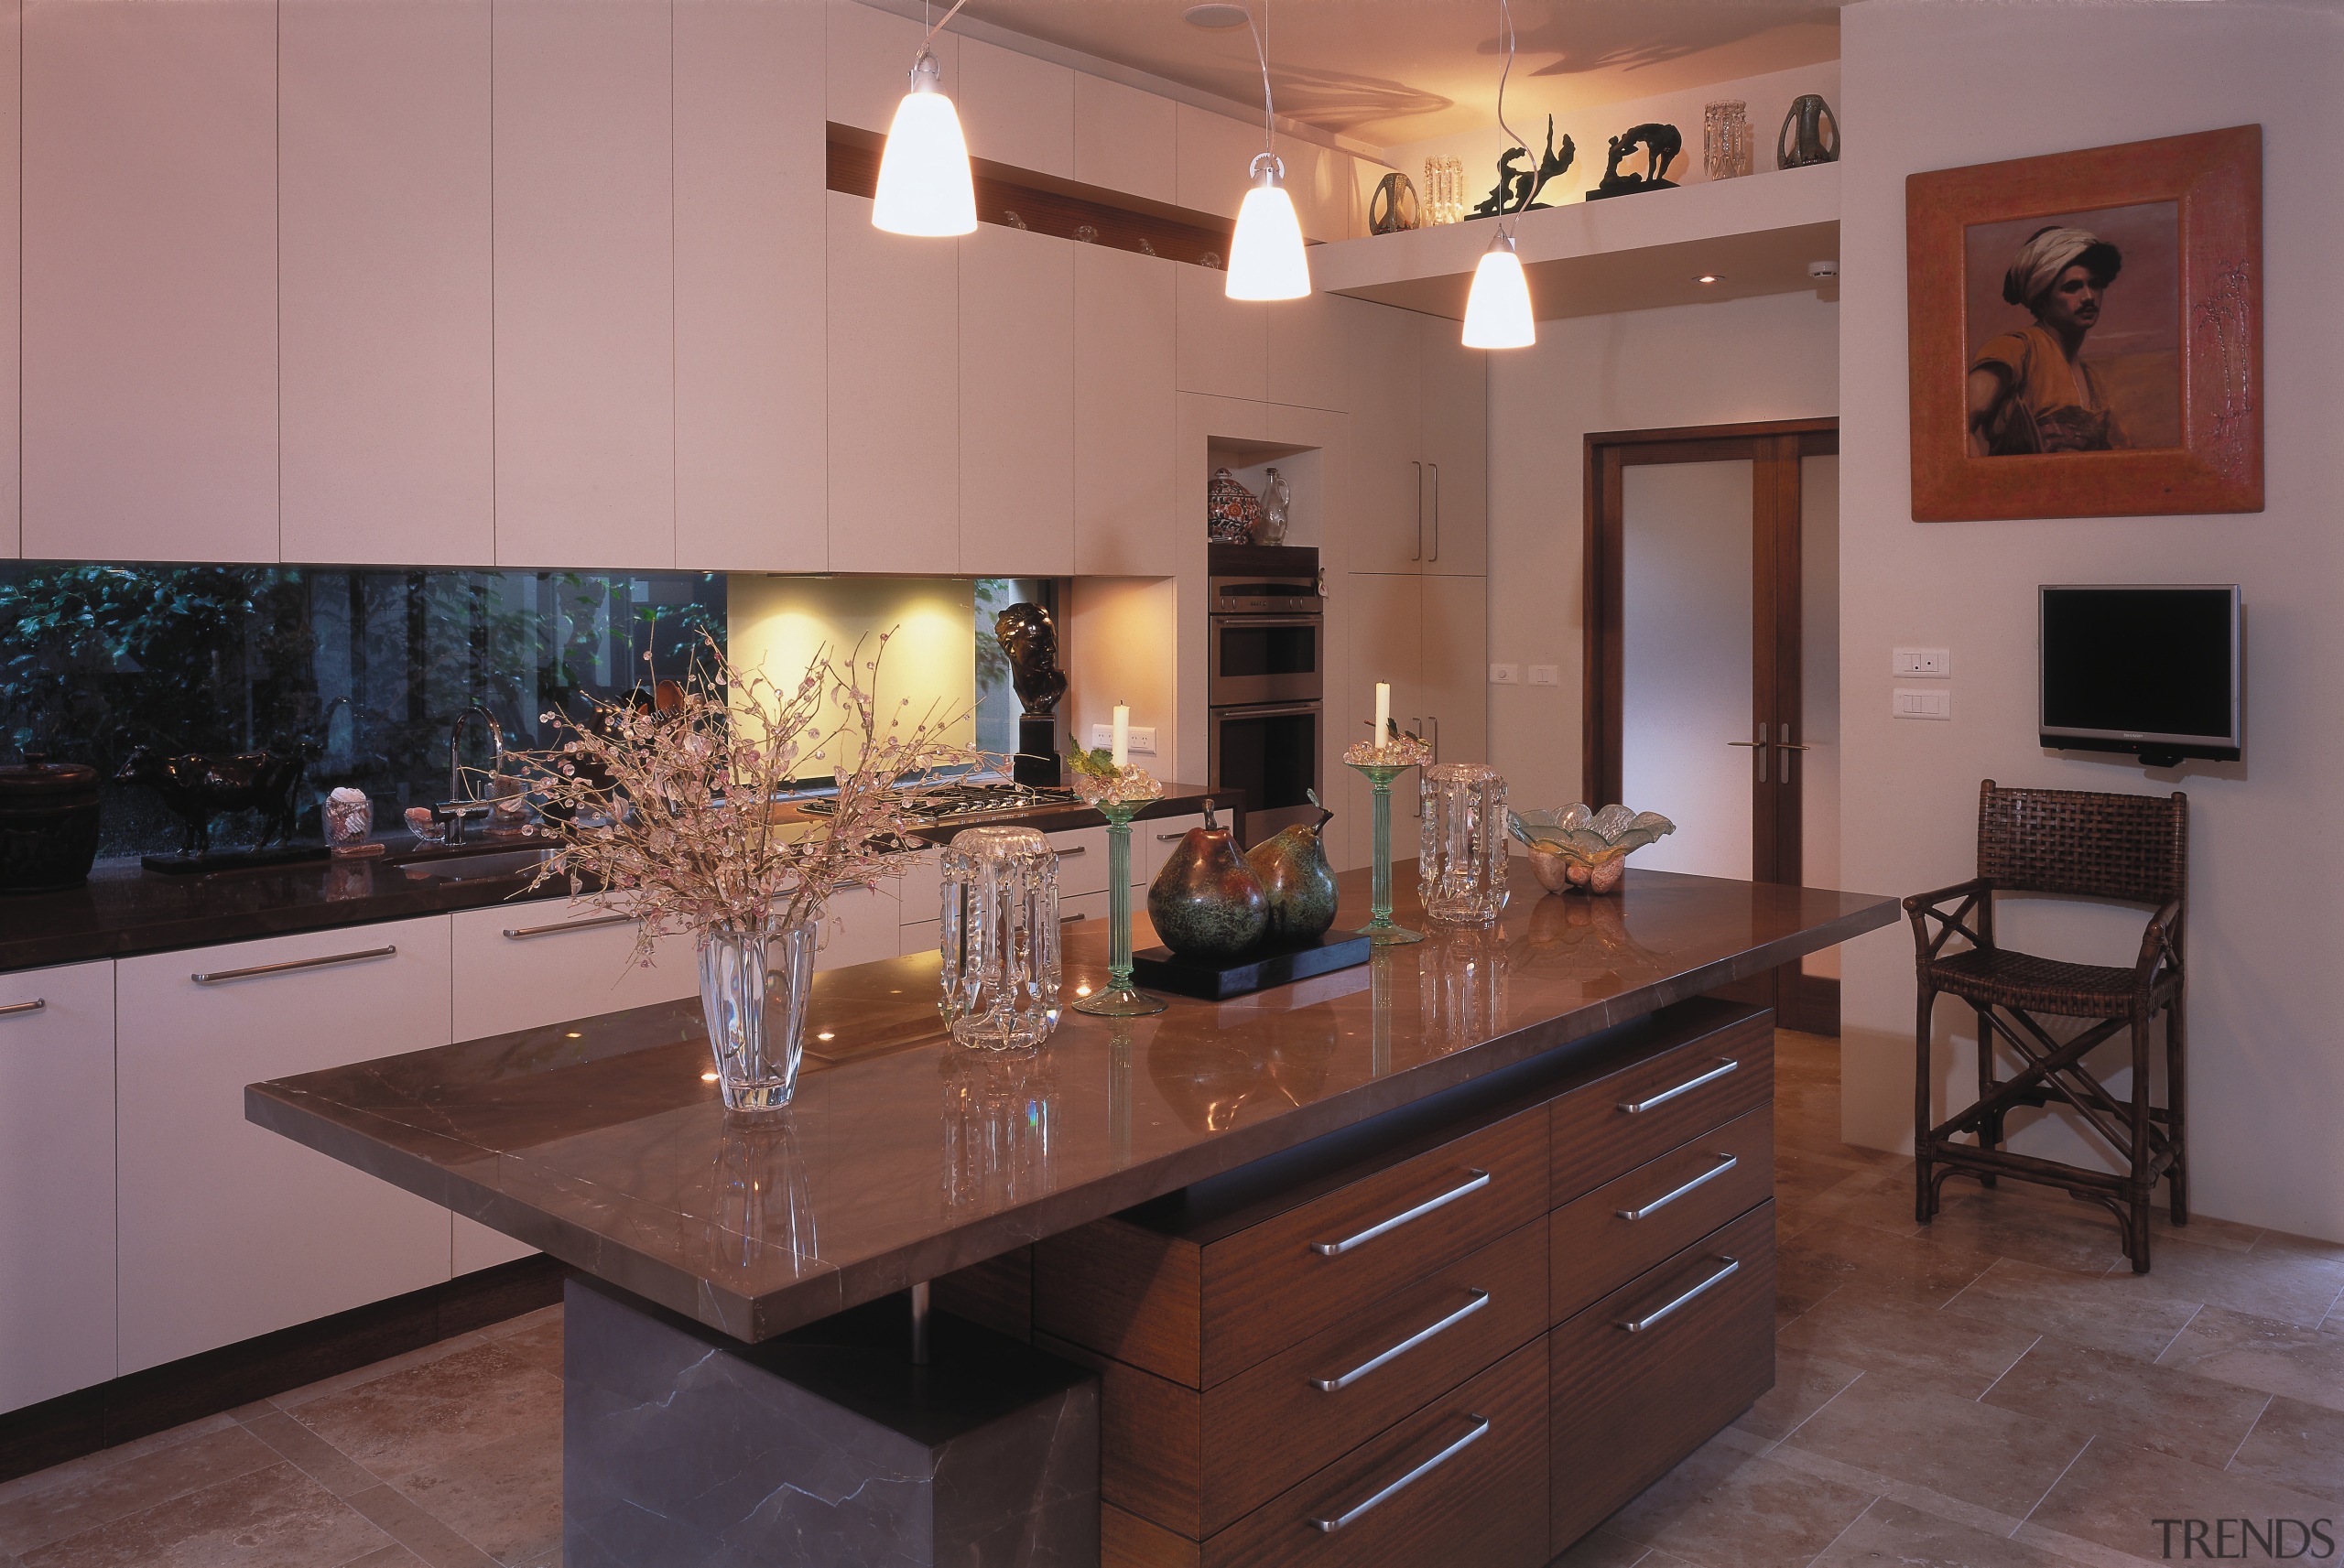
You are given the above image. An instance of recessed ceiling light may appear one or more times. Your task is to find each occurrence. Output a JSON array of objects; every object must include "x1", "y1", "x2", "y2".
[
  {"x1": 1697, "y1": 274, "x2": 1720, "y2": 285},
  {"x1": 1184, "y1": 3, "x2": 1250, "y2": 27}
]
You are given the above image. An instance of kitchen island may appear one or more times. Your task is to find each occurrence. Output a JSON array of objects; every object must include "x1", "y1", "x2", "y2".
[{"x1": 249, "y1": 862, "x2": 1895, "y2": 1567}]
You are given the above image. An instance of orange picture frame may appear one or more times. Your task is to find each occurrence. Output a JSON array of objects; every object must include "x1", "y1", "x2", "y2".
[{"x1": 1906, "y1": 124, "x2": 2262, "y2": 522}]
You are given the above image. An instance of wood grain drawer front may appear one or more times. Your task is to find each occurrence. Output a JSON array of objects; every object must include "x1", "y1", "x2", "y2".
[
  {"x1": 1198, "y1": 1218, "x2": 1547, "y2": 1536},
  {"x1": 1549, "y1": 1103, "x2": 1773, "y2": 1325},
  {"x1": 1549, "y1": 1011, "x2": 1772, "y2": 1206},
  {"x1": 1548, "y1": 1203, "x2": 1775, "y2": 1555},
  {"x1": 1201, "y1": 1108, "x2": 1546, "y2": 1387},
  {"x1": 1203, "y1": 1336, "x2": 1549, "y2": 1568}
]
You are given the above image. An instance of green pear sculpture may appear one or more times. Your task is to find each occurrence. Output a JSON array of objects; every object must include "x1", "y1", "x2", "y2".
[
  {"x1": 1245, "y1": 789, "x2": 1339, "y2": 943},
  {"x1": 1145, "y1": 799, "x2": 1268, "y2": 960}
]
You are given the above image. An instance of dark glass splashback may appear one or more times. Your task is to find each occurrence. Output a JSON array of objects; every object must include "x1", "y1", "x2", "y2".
[{"x1": 0, "y1": 564, "x2": 725, "y2": 859}]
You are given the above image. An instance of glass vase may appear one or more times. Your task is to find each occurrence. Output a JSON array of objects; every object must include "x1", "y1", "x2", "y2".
[
  {"x1": 697, "y1": 918, "x2": 816, "y2": 1114},
  {"x1": 939, "y1": 827, "x2": 1064, "y2": 1052},
  {"x1": 1347, "y1": 761, "x2": 1424, "y2": 946},
  {"x1": 1420, "y1": 762, "x2": 1510, "y2": 925}
]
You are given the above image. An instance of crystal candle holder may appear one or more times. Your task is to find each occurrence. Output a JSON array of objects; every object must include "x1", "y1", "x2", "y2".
[
  {"x1": 939, "y1": 827, "x2": 1064, "y2": 1053},
  {"x1": 1068, "y1": 766, "x2": 1167, "y2": 1017},
  {"x1": 1420, "y1": 762, "x2": 1510, "y2": 925},
  {"x1": 1344, "y1": 759, "x2": 1425, "y2": 946}
]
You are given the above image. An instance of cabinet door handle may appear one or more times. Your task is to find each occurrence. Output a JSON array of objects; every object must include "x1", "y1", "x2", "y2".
[
  {"x1": 0, "y1": 999, "x2": 45, "y2": 1019},
  {"x1": 1427, "y1": 461, "x2": 1439, "y2": 561},
  {"x1": 1617, "y1": 1256, "x2": 1741, "y2": 1332},
  {"x1": 502, "y1": 912, "x2": 635, "y2": 939},
  {"x1": 1411, "y1": 460, "x2": 1424, "y2": 560},
  {"x1": 1310, "y1": 1289, "x2": 1489, "y2": 1391},
  {"x1": 1053, "y1": 845, "x2": 1088, "y2": 857},
  {"x1": 1308, "y1": 1415, "x2": 1489, "y2": 1532},
  {"x1": 1615, "y1": 1153, "x2": 1738, "y2": 1220},
  {"x1": 1310, "y1": 1169, "x2": 1491, "y2": 1256},
  {"x1": 1061, "y1": 913, "x2": 1088, "y2": 923},
  {"x1": 1617, "y1": 1057, "x2": 1739, "y2": 1114},
  {"x1": 192, "y1": 945, "x2": 398, "y2": 985},
  {"x1": 1156, "y1": 831, "x2": 1188, "y2": 841}
]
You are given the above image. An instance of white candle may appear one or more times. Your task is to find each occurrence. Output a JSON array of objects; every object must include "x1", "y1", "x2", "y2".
[
  {"x1": 1111, "y1": 703, "x2": 1130, "y2": 768},
  {"x1": 1374, "y1": 682, "x2": 1390, "y2": 741}
]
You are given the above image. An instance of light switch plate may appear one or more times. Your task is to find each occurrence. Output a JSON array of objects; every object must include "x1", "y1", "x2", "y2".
[
  {"x1": 1489, "y1": 664, "x2": 1521, "y2": 685},
  {"x1": 1088, "y1": 724, "x2": 1156, "y2": 753},
  {"x1": 1894, "y1": 687, "x2": 1952, "y2": 720},
  {"x1": 1526, "y1": 665, "x2": 1560, "y2": 687},
  {"x1": 1893, "y1": 646, "x2": 1950, "y2": 678}
]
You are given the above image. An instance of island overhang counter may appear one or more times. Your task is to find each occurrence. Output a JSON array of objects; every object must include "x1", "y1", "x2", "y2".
[{"x1": 248, "y1": 862, "x2": 1895, "y2": 1568}]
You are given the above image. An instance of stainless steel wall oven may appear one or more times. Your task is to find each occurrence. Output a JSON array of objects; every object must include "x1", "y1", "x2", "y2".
[{"x1": 1204, "y1": 552, "x2": 1322, "y2": 844}]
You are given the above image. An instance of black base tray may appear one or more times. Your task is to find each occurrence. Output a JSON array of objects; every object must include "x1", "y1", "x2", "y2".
[
  {"x1": 141, "y1": 844, "x2": 331, "y2": 876},
  {"x1": 1131, "y1": 929, "x2": 1371, "y2": 1001}
]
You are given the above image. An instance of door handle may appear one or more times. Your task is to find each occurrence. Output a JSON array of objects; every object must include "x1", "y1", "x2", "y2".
[
  {"x1": 1309, "y1": 1416, "x2": 1489, "y2": 1532},
  {"x1": 1310, "y1": 1289, "x2": 1489, "y2": 1391},
  {"x1": 1617, "y1": 1057, "x2": 1740, "y2": 1114},
  {"x1": 1617, "y1": 1256, "x2": 1741, "y2": 1332},
  {"x1": 192, "y1": 945, "x2": 399, "y2": 985},
  {"x1": 0, "y1": 999, "x2": 45, "y2": 1019},
  {"x1": 1311, "y1": 1169, "x2": 1491, "y2": 1256},
  {"x1": 1616, "y1": 1153, "x2": 1739, "y2": 1220},
  {"x1": 1053, "y1": 845, "x2": 1087, "y2": 857},
  {"x1": 503, "y1": 912, "x2": 635, "y2": 939},
  {"x1": 1427, "y1": 461, "x2": 1440, "y2": 561},
  {"x1": 1412, "y1": 460, "x2": 1424, "y2": 561}
]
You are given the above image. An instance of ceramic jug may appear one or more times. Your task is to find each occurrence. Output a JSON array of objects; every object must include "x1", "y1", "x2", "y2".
[{"x1": 1777, "y1": 94, "x2": 1839, "y2": 169}]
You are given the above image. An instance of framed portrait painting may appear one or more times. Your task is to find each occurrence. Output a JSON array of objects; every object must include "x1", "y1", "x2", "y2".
[{"x1": 1906, "y1": 124, "x2": 2262, "y2": 521}]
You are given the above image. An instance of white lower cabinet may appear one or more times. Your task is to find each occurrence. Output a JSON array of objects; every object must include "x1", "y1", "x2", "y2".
[
  {"x1": 0, "y1": 962, "x2": 116, "y2": 1413},
  {"x1": 1139, "y1": 812, "x2": 1205, "y2": 886},
  {"x1": 1046, "y1": 826, "x2": 1110, "y2": 897},
  {"x1": 817, "y1": 881, "x2": 900, "y2": 972},
  {"x1": 1059, "y1": 889, "x2": 1112, "y2": 925},
  {"x1": 449, "y1": 901, "x2": 696, "y2": 1274},
  {"x1": 115, "y1": 918, "x2": 458, "y2": 1374}
]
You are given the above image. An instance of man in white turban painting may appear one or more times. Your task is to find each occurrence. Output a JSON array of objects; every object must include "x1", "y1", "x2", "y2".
[{"x1": 1966, "y1": 225, "x2": 2128, "y2": 456}]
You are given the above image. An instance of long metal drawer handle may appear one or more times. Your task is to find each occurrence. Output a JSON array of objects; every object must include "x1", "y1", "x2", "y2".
[
  {"x1": 1054, "y1": 845, "x2": 1088, "y2": 857},
  {"x1": 1310, "y1": 1289, "x2": 1489, "y2": 1392},
  {"x1": 0, "y1": 999, "x2": 46, "y2": 1019},
  {"x1": 1617, "y1": 1058, "x2": 1739, "y2": 1114},
  {"x1": 192, "y1": 945, "x2": 398, "y2": 985},
  {"x1": 1062, "y1": 914, "x2": 1088, "y2": 923},
  {"x1": 1616, "y1": 1154, "x2": 1739, "y2": 1221},
  {"x1": 1309, "y1": 1414, "x2": 1489, "y2": 1533},
  {"x1": 1617, "y1": 1257, "x2": 1741, "y2": 1333},
  {"x1": 503, "y1": 912, "x2": 635, "y2": 939},
  {"x1": 1156, "y1": 831, "x2": 1188, "y2": 841},
  {"x1": 1310, "y1": 1169, "x2": 1491, "y2": 1257}
]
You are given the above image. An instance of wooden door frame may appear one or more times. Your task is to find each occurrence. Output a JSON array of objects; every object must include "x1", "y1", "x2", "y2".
[{"x1": 1582, "y1": 418, "x2": 1839, "y2": 1029}]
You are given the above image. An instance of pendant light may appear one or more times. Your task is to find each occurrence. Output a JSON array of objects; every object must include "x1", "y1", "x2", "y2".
[
  {"x1": 1224, "y1": 4, "x2": 1310, "y2": 300},
  {"x1": 872, "y1": 0, "x2": 977, "y2": 237},
  {"x1": 1460, "y1": 0, "x2": 1536, "y2": 347}
]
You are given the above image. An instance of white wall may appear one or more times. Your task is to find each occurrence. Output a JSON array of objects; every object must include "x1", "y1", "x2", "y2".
[
  {"x1": 1486, "y1": 290, "x2": 1839, "y2": 811},
  {"x1": 1836, "y1": 1, "x2": 2344, "y2": 1241}
]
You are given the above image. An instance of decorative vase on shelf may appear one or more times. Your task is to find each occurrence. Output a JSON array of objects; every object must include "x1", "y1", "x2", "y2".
[
  {"x1": 697, "y1": 919, "x2": 818, "y2": 1114},
  {"x1": 1207, "y1": 468, "x2": 1262, "y2": 545},
  {"x1": 1258, "y1": 468, "x2": 1292, "y2": 546}
]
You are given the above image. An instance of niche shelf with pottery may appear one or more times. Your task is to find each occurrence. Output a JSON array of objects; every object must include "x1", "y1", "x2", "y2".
[
  {"x1": 1205, "y1": 436, "x2": 1320, "y2": 552},
  {"x1": 1313, "y1": 159, "x2": 1839, "y2": 322}
]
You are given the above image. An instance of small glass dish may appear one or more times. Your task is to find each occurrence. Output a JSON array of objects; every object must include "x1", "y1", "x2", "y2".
[{"x1": 404, "y1": 806, "x2": 446, "y2": 847}]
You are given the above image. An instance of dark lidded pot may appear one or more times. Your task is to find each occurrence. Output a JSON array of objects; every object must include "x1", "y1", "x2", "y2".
[{"x1": 0, "y1": 762, "x2": 103, "y2": 892}]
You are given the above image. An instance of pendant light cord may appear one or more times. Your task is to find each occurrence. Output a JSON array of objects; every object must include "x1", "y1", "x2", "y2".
[
  {"x1": 917, "y1": 0, "x2": 972, "y2": 62},
  {"x1": 1245, "y1": 3, "x2": 1279, "y2": 174},
  {"x1": 1492, "y1": 0, "x2": 1523, "y2": 238}
]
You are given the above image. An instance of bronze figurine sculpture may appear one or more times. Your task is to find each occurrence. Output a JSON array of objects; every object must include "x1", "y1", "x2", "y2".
[
  {"x1": 1590, "y1": 123, "x2": 1682, "y2": 200},
  {"x1": 1471, "y1": 115, "x2": 1575, "y2": 219}
]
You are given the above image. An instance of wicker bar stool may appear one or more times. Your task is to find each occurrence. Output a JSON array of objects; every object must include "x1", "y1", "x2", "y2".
[{"x1": 1904, "y1": 780, "x2": 2187, "y2": 1272}]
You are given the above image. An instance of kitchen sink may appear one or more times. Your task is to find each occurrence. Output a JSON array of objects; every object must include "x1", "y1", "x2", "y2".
[{"x1": 395, "y1": 847, "x2": 553, "y2": 881}]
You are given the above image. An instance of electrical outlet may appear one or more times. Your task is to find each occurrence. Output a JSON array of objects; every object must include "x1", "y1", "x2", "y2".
[
  {"x1": 1489, "y1": 663, "x2": 1521, "y2": 685},
  {"x1": 1894, "y1": 687, "x2": 1952, "y2": 720},
  {"x1": 1087, "y1": 724, "x2": 1156, "y2": 752},
  {"x1": 1893, "y1": 646, "x2": 1950, "y2": 678},
  {"x1": 1526, "y1": 665, "x2": 1560, "y2": 687}
]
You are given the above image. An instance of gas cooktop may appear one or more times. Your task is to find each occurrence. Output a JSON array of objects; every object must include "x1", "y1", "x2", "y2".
[{"x1": 794, "y1": 779, "x2": 1080, "y2": 827}]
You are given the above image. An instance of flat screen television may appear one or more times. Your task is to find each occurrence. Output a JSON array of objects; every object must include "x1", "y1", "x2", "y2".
[{"x1": 2040, "y1": 585, "x2": 2241, "y2": 765}]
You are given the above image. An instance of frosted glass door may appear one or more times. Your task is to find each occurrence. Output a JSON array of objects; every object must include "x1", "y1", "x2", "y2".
[{"x1": 1621, "y1": 460, "x2": 1753, "y2": 880}]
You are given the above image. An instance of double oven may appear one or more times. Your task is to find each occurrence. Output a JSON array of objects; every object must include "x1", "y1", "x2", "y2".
[{"x1": 1205, "y1": 556, "x2": 1323, "y2": 845}]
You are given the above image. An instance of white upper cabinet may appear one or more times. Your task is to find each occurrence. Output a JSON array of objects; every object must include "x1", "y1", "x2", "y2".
[
  {"x1": 675, "y1": 0, "x2": 827, "y2": 572},
  {"x1": 1176, "y1": 265, "x2": 1267, "y2": 404},
  {"x1": 22, "y1": 0, "x2": 277, "y2": 564},
  {"x1": 1419, "y1": 317, "x2": 1489, "y2": 578},
  {"x1": 1337, "y1": 298, "x2": 1424, "y2": 573},
  {"x1": 0, "y1": 962, "x2": 115, "y2": 1414},
  {"x1": 1176, "y1": 103, "x2": 1260, "y2": 221},
  {"x1": 826, "y1": 189, "x2": 959, "y2": 575},
  {"x1": 1264, "y1": 290, "x2": 1350, "y2": 413},
  {"x1": 1420, "y1": 571, "x2": 1490, "y2": 764},
  {"x1": 960, "y1": 36, "x2": 1071, "y2": 179},
  {"x1": 1074, "y1": 244, "x2": 1177, "y2": 578},
  {"x1": 279, "y1": 0, "x2": 494, "y2": 568},
  {"x1": 492, "y1": 0, "x2": 675, "y2": 570},
  {"x1": 960, "y1": 223, "x2": 1073, "y2": 576},
  {"x1": 1074, "y1": 74, "x2": 1175, "y2": 204},
  {"x1": 827, "y1": 0, "x2": 951, "y2": 137}
]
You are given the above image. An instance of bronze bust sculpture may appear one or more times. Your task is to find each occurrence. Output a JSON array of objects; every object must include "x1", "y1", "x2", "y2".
[{"x1": 993, "y1": 602, "x2": 1068, "y2": 716}]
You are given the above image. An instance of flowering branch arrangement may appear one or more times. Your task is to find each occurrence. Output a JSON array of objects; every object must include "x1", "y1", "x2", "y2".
[{"x1": 517, "y1": 631, "x2": 980, "y2": 966}]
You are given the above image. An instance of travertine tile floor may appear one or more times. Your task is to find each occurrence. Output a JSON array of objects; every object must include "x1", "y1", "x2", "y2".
[{"x1": 4, "y1": 1029, "x2": 2340, "y2": 1567}]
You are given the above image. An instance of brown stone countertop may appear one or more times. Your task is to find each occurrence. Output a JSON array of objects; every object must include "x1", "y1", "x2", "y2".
[
  {"x1": 0, "y1": 786, "x2": 1224, "y2": 975},
  {"x1": 247, "y1": 861, "x2": 1895, "y2": 1344}
]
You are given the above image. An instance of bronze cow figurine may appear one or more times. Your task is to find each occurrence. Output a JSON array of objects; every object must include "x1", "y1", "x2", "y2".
[{"x1": 116, "y1": 743, "x2": 320, "y2": 857}]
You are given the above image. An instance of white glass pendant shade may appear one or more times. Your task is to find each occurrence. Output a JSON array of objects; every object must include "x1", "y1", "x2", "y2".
[
  {"x1": 1461, "y1": 232, "x2": 1535, "y2": 349},
  {"x1": 872, "y1": 59, "x2": 976, "y2": 237},
  {"x1": 1225, "y1": 158, "x2": 1310, "y2": 300}
]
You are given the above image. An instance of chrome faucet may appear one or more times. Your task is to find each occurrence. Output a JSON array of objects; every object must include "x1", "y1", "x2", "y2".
[{"x1": 439, "y1": 705, "x2": 505, "y2": 846}]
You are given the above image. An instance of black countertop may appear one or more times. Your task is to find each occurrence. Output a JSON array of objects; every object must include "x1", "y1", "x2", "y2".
[{"x1": 0, "y1": 786, "x2": 1226, "y2": 975}]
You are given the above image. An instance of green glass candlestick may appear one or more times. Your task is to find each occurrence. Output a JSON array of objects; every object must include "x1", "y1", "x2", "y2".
[
  {"x1": 1347, "y1": 760, "x2": 1425, "y2": 946},
  {"x1": 1073, "y1": 799, "x2": 1166, "y2": 1016}
]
